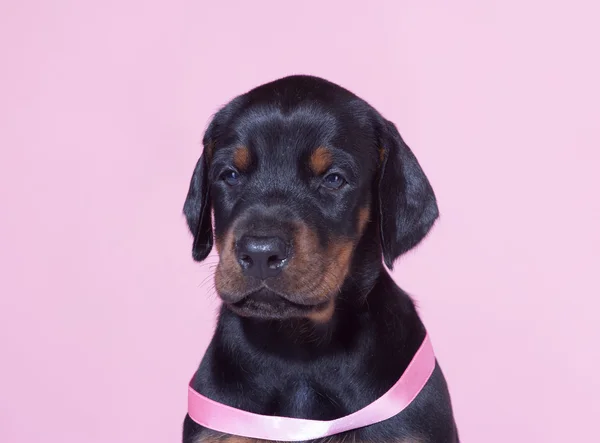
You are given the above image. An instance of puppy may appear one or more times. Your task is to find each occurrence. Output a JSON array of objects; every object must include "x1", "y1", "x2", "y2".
[{"x1": 182, "y1": 75, "x2": 458, "y2": 443}]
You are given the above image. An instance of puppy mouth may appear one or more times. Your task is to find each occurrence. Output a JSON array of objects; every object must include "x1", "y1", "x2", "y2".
[{"x1": 227, "y1": 287, "x2": 330, "y2": 319}]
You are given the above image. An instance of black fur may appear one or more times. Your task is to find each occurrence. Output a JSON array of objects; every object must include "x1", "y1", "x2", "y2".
[
  {"x1": 377, "y1": 120, "x2": 439, "y2": 269},
  {"x1": 182, "y1": 75, "x2": 458, "y2": 442}
]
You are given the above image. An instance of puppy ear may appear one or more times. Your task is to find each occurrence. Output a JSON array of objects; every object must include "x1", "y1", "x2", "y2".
[
  {"x1": 183, "y1": 97, "x2": 246, "y2": 261},
  {"x1": 183, "y1": 144, "x2": 213, "y2": 262},
  {"x1": 377, "y1": 119, "x2": 439, "y2": 269}
]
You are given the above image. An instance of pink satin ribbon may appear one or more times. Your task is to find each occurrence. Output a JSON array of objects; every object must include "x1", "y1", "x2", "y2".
[{"x1": 188, "y1": 333, "x2": 435, "y2": 441}]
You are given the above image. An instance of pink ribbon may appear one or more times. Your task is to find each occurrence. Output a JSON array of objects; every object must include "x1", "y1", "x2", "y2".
[{"x1": 188, "y1": 334, "x2": 435, "y2": 441}]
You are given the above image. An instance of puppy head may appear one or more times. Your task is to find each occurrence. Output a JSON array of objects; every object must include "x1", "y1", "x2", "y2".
[{"x1": 183, "y1": 75, "x2": 438, "y2": 321}]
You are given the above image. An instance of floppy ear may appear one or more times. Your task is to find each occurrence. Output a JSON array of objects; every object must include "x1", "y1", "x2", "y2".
[
  {"x1": 377, "y1": 119, "x2": 439, "y2": 269},
  {"x1": 183, "y1": 145, "x2": 213, "y2": 262},
  {"x1": 183, "y1": 96, "x2": 246, "y2": 261}
]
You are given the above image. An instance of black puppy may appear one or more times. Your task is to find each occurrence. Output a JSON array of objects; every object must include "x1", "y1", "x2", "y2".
[{"x1": 182, "y1": 75, "x2": 458, "y2": 443}]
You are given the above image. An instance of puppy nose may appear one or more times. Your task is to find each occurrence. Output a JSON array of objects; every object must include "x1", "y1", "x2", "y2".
[{"x1": 236, "y1": 236, "x2": 288, "y2": 279}]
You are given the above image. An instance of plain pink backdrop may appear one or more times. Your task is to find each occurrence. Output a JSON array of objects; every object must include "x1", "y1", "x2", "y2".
[{"x1": 1, "y1": 1, "x2": 599, "y2": 442}]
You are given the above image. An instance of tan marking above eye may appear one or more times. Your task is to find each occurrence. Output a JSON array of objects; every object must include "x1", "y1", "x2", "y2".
[
  {"x1": 233, "y1": 146, "x2": 251, "y2": 171},
  {"x1": 310, "y1": 146, "x2": 333, "y2": 175}
]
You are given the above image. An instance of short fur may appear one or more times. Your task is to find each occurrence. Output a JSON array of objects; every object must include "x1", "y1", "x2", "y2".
[{"x1": 182, "y1": 75, "x2": 458, "y2": 442}]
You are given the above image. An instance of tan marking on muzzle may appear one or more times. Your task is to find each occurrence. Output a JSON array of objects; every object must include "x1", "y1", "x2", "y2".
[
  {"x1": 306, "y1": 298, "x2": 336, "y2": 323},
  {"x1": 280, "y1": 223, "x2": 321, "y2": 296},
  {"x1": 320, "y1": 239, "x2": 354, "y2": 295},
  {"x1": 214, "y1": 228, "x2": 246, "y2": 296},
  {"x1": 304, "y1": 235, "x2": 357, "y2": 323},
  {"x1": 303, "y1": 237, "x2": 354, "y2": 304},
  {"x1": 213, "y1": 220, "x2": 357, "y2": 323},
  {"x1": 277, "y1": 224, "x2": 355, "y2": 320}
]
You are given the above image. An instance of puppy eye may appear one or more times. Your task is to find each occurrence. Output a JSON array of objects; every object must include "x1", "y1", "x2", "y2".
[
  {"x1": 221, "y1": 170, "x2": 241, "y2": 186},
  {"x1": 322, "y1": 173, "x2": 346, "y2": 190}
]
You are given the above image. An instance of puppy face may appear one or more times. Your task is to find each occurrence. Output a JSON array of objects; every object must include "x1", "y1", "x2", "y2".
[{"x1": 183, "y1": 76, "x2": 439, "y2": 321}]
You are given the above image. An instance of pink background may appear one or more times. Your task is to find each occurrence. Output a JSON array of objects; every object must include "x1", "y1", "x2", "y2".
[{"x1": 1, "y1": 1, "x2": 599, "y2": 442}]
